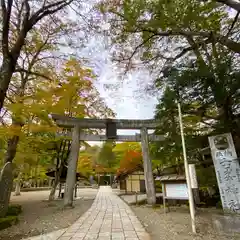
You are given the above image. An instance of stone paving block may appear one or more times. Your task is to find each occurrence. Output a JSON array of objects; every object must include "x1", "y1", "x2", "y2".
[
  {"x1": 65, "y1": 228, "x2": 78, "y2": 233},
  {"x1": 125, "y1": 238, "x2": 139, "y2": 240},
  {"x1": 123, "y1": 225, "x2": 134, "y2": 231},
  {"x1": 112, "y1": 225, "x2": 122, "y2": 229},
  {"x1": 124, "y1": 231, "x2": 137, "y2": 238},
  {"x1": 112, "y1": 232, "x2": 124, "y2": 238},
  {"x1": 83, "y1": 233, "x2": 98, "y2": 239},
  {"x1": 99, "y1": 232, "x2": 111, "y2": 237},
  {"x1": 99, "y1": 228, "x2": 109, "y2": 233},
  {"x1": 77, "y1": 228, "x2": 90, "y2": 233},
  {"x1": 58, "y1": 237, "x2": 72, "y2": 240},
  {"x1": 81, "y1": 224, "x2": 91, "y2": 228},
  {"x1": 88, "y1": 229, "x2": 100, "y2": 234},
  {"x1": 62, "y1": 232, "x2": 75, "y2": 237},
  {"x1": 134, "y1": 227, "x2": 145, "y2": 232},
  {"x1": 73, "y1": 232, "x2": 86, "y2": 238}
]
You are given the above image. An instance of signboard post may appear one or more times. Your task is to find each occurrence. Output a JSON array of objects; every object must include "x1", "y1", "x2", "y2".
[
  {"x1": 178, "y1": 103, "x2": 196, "y2": 233},
  {"x1": 209, "y1": 133, "x2": 240, "y2": 213},
  {"x1": 189, "y1": 164, "x2": 200, "y2": 204}
]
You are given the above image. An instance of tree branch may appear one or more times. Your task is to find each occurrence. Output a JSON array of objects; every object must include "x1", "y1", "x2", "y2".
[
  {"x1": 170, "y1": 38, "x2": 211, "y2": 62},
  {"x1": 217, "y1": 0, "x2": 240, "y2": 12},
  {"x1": 22, "y1": 0, "x2": 30, "y2": 28},
  {"x1": 132, "y1": 28, "x2": 240, "y2": 54},
  {"x1": 1, "y1": 0, "x2": 13, "y2": 56},
  {"x1": 15, "y1": 68, "x2": 52, "y2": 81},
  {"x1": 29, "y1": 0, "x2": 74, "y2": 28},
  {"x1": 124, "y1": 34, "x2": 157, "y2": 73},
  {"x1": 226, "y1": 11, "x2": 239, "y2": 38}
]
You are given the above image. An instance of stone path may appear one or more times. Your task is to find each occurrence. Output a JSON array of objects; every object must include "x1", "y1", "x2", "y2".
[{"x1": 57, "y1": 186, "x2": 150, "y2": 240}]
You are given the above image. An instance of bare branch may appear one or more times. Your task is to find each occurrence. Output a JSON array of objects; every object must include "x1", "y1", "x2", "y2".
[
  {"x1": 124, "y1": 34, "x2": 157, "y2": 73},
  {"x1": 127, "y1": 28, "x2": 240, "y2": 54},
  {"x1": 217, "y1": 0, "x2": 240, "y2": 11},
  {"x1": 15, "y1": 68, "x2": 52, "y2": 81},
  {"x1": 226, "y1": 11, "x2": 240, "y2": 38},
  {"x1": 1, "y1": 0, "x2": 13, "y2": 56},
  {"x1": 22, "y1": 0, "x2": 30, "y2": 28},
  {"x1": 29, "y1": 0, "x2": 74, "y2": 28}
]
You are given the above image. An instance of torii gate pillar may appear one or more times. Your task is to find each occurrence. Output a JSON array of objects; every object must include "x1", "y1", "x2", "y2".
[
  {"x1": 141, "y1": 127, "x2": 156, "y2": 205},
  {"x1": 64, "y1": 125, "x2": 80, "y2": 207}
]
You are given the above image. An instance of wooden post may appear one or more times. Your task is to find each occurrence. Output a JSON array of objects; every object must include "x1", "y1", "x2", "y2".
[
  {"x1": 64, "y1": 126, "x2": 80, "y2": 207},
  {"x1": 58, "y1": 183, "x2": 62, "y2": 198},
  {"x1": 189, "y1": 164, "x2": 200, "y2": 205},
  {"x1": 178, "y1": 103, "x2": 196, "y2": 233},
  {"x1": 141, "y1": 127, "x2": 156, "y2": 205},
  {"x1": 74, "y1": 183, "x2": 77, "y2": 198},
  {"x1": 162, "y1": 183, "x2": 166, "y2": 214},
  {"x1": 135, "y1": 191, "x2": 138, "y2": 205}
]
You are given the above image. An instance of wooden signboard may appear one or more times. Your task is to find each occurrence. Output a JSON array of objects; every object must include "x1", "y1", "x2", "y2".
[
  {"x1": 164, "y1": 183, "x2": 189, "y2": 200},
  {"x1": 157, "y1": 178, "x2": 189, "y2": 213}
]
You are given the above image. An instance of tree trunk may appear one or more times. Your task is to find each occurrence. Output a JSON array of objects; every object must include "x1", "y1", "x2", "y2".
[
  {"x1": 34, "y1": 166, "x2": 38, "y2": 188},
  {"x1": 0, "y1": 123, "x2": 22, "y2": 216},
  {"x1": 4, "y1": 135, "x2": 20, "y2": 164},
  {"x1": 49, "y1": 180, "x2": 59, "y2": 201},
  {"x1": 0, "y1": 58, "x2": 17, "y2": 110},
  {"x1": 64, "y1": 126, "x2": 80, "y2": 207},
  {"x1": 0, "y1": 163, "x2": 13, "y2": 217},
  {"x1": 49, "y1": 160, "x2": 64, "y2": 201},
  {"x1": 14, "y1": 172, "x2": 21, "y2": 196}
]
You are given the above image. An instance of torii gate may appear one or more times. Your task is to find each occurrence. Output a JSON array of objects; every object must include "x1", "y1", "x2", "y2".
[{"x1": 51, "y1": 114, "x2": 164, "y2": 206}]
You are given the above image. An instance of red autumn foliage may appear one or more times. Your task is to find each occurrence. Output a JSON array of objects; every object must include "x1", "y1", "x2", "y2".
[
  {"x1": 94, "y1": 164, "x2": 115, "y2": 174},
  {"x1": 116, "y1": 150, "x2": 142, "y2": 176}
]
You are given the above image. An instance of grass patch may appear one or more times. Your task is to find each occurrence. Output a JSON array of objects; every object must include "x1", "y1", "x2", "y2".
[
  {"x1": 130, "y1": 199, "x2": 147, "y2": 206},
  {"x1": 0, "y1": 216, "x2": 18, "y2": 230},
  {"x1": 6, "y1": 204, "x2": 22, "y2": 216},
  {"x1": 0, "y1": 204, "x2": 22, "y2": 230},
  {"x1": 152, "y1": 204, "x2": 162, "y2": 209}
]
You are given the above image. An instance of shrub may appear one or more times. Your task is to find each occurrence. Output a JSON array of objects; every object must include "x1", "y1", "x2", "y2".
[
  {"x1": 216, "y1": 200, "x2": 222, "y2": 209},
  {"x1": 6, "y1": 204, "x2": 22, "y2": 216},
  {"x1": 0, "y1": 216, "x2": 18, "y2": 230},
  {"x1": 155, "y1": 181, "x2": 162, "y2": 193}
]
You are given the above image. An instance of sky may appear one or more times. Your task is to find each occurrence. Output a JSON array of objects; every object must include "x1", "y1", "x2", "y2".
[
  {"x1": 72, "y1": 2, "x2": 159, "y2": 146},
  {"x1": 80, "y1": 33, "x2": 158, "y2": 145}
]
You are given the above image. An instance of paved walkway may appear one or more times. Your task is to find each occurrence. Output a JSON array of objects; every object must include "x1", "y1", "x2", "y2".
[{"x1": 56, "y1": 186, "x2": 150, "y2": 240}]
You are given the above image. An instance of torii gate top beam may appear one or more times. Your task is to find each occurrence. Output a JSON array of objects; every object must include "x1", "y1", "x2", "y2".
[{"x1": 51, "y1": 114, "x2": 158, "y2": 129}]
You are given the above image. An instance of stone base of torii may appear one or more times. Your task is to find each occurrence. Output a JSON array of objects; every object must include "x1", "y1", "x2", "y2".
[{"x1": 51, "y1": 114, "x2": 164, "y2": 207}]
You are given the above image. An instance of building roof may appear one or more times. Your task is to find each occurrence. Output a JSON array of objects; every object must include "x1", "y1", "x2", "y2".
[
  {"x1": 155, "y1": 174, "x2": 186, "y2": 182},
  {"x1": 115, "y1": 165, "x2": 143, "y2": 180}
]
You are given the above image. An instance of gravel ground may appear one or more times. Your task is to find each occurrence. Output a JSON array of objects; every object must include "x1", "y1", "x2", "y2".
[
  {"x1": 0, "y1": 189, "x2": 98, "y2": 240},
  {"x1": 131, "y1": 205, "x2": 240, "y2": 240}
]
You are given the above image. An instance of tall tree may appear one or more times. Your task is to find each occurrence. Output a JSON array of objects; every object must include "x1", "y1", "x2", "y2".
[
  {"x1": 101, "y1": 0, "x2": 240, "y2": 151},
  {"x1": 0, "y1": 58, "x2": 115, "y2": 213},
  {"x1": 0, "y1": 0, "x2": 97, "y2": 111},
  {"x1": 97, "y1": 141, "x2": 117, "y2": 169},
  {"x1": 100, "y1": 0, "x2": 240, "y2": 77}
]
